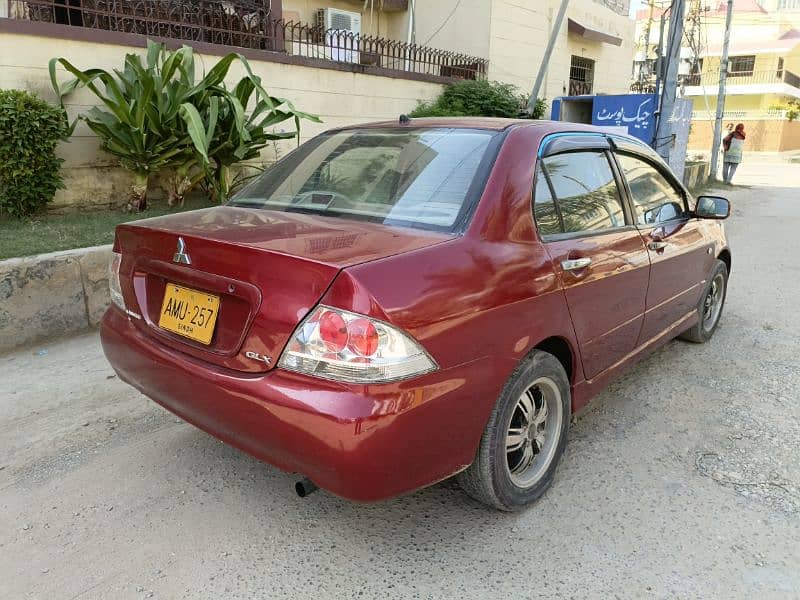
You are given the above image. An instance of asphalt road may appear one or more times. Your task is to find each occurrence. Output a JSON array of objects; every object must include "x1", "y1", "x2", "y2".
[{"x1": 1, "y1": 162, "x2": 799, "y2": 599}]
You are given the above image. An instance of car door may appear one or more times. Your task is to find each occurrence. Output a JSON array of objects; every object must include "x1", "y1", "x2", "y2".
[
  {"x1": 534, "y1": 142, "x2": 650, "y2": 380},
  {"x1": 613, "y1": 151, "x2": 715, "y2": 344}
]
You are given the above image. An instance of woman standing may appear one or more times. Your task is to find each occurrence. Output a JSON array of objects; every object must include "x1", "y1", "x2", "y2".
[{"x1": 722, "y1": 123, "x2": 746, "y2": 184}]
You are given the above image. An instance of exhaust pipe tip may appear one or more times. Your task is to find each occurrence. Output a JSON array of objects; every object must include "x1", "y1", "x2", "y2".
[{"x1": 295, "y1": 477, "x2": 318, "y2": 498}]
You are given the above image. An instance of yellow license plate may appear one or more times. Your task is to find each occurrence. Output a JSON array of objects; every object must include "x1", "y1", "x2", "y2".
[{"x1": 158, "y1": 283, "x2": 220, "y2": 345}]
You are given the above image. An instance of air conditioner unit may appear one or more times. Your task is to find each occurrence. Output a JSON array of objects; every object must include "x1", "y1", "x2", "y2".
[
  {"x1": 316, "y1": 8, "x2": 362, "y2": 35},
  {"x1": 316, "y1": 8, "x2": 362, "y2": 64}
]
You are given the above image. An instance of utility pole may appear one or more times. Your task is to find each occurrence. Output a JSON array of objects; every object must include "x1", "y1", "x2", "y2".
[
  {"x1": 710, "y1": 0, "x2": 734, "y2": 181},
  {"x1": 653, "y1": 0, "x2": 686, "y2": 164},
  {"x1": 527, "y1": 0, "x2": 570, "y2": 115},
  {"x1": 404, "y1": 0, "x2": 416, "y2": 71},
  {"x1": 405, "y1": 0, "x2": 416, "y2": 45},
  {"x1": 685, "y1": 0, "x2": 703, "y2": 74},
  {"x1": 654, "y1": 9, "x2": 667, "y2": 98}
]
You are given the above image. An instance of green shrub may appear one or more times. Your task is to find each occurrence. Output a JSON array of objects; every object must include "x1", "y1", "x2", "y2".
[
  {"x1": 409, "y1": 80, "x2": 545, "y2": 119},
  {"x1": 51, "y1": 40, "x2": 319, "y2": 210},
  {"x1": 787, "y1": 100, "x2": 799, "y2": 122},
  {"x1": 769, "y1": 100, "x2": 799, "y2": 121},
  {"x1": 0, "y1": 89, "x2": 67, "y2": 217},
  {"x1": 531, "y1": 97, "x2": 548, "y2": 120}
]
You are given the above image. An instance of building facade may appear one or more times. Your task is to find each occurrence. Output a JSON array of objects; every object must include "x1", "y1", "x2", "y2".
[
  {"x1": 280, "y1": 0, "x2": 636, "y2": 102},
  {"x1": 633, "y1": 0, "x2": 800, "y2": 151},
  {"x1": 0, "y1": 0, "x2": 636, "y2": 208}
]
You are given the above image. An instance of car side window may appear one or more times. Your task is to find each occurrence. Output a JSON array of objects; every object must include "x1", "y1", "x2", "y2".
[
  {"x1": 616, "y1": 153, "x2": 688, "y2": 225},
  {"x1": 541, "y1": 151, "x2": 626, "y2": 234},
  {"x1": 533, "y1": 163, "x2": 561, "y2": 236}
]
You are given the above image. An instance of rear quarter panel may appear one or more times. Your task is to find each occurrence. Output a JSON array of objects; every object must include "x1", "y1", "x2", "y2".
[{"x1": 321, "y1": 125, "x2": 582, "y2": 465}]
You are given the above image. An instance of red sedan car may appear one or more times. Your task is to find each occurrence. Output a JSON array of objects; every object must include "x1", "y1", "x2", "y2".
[{"x1": 101, "y1": 117, "x2": 731, "y2": 510}]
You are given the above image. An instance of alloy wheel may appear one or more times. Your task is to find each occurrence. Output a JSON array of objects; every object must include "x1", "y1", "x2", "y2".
[
  {"x1": 504, "y1": 377, "x2": 563, "y2": 488},
  {"x1": 702, "y1": 273, "x2": 726, "y2": 333}
]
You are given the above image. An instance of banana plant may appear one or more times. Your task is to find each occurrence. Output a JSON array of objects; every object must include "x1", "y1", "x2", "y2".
[
  {"x1": 179, "y1": 77, "x2": 305, "y2": 202},
  {"x1": 50, "y1": 43, "x2": 195, "y2": 210},
  {"x1": 50, "y1": 40, "x2": 319, "y2": 210}
]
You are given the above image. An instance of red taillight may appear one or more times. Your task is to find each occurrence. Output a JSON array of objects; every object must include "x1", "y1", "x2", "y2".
[
  {"x1": 348, "y1": 318, "x2": 379, "y2": 357},
  {"x1": 280, "y1": 305, "x2": 438, "y2": 383},
  {"x1": 318, "y1": 310, "x2": 348, "y2": 352}
]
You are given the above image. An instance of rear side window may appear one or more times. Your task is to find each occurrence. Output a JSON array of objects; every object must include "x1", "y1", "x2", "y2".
[
  {"x1": 230, "y1": 128, "x2": 499, "y2": 233},
  {"x1": 533, "y1": 164, "x2": 561, "y2": 236},
  {"x1": 616, "y1": 153, "x2": 687, "y2": 225},
  {"x1": 537, "y1": 151, "x2": 626, "y2": 235}
]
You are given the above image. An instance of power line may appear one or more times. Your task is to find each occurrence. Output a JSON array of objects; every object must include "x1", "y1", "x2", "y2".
[
  {"x1": 696, "y1": 2, "x2": 717, "y2": 123},
  {"x1": 420, "y1": 0, "x2": 462, "y2": 47}
]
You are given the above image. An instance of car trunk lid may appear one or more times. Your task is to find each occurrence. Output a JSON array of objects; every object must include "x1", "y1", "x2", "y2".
[{"x1": 115, "y1": 206, "x2": 453, "y2": 373}]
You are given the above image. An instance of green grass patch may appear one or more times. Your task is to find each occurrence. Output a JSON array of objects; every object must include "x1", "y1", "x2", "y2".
[{"x1": 0, "y1": 196, "x2": 216, "y2": 260}]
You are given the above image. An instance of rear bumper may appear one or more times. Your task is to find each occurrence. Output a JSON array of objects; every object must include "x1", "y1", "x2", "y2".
[{"x1": 100, "y1": 307, "x2": 499, "y2": 501}]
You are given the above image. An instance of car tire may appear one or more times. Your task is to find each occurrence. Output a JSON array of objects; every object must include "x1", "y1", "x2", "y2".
[
  {"x1": 679, "y1": 259, "x2": 728, "y2": 344},
  {"x1": 457, "y1": 350, "x2": 571, "y2": 511}
]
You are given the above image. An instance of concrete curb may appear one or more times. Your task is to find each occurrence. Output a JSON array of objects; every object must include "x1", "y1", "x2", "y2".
[{"x1": 0, "y1": 245, "x2": 113, "y2": 353}]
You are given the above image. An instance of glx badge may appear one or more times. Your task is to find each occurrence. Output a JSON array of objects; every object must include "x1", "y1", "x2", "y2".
[{"x1": 245, "y1": 351, "x2": 272, "y2": 365}]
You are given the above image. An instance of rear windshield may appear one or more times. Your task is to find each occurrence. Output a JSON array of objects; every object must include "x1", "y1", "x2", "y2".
[{"x1": 229, "y1": 128, "x2": 499, "y2": 232}]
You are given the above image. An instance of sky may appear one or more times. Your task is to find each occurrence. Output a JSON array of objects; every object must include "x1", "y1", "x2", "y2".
[{"x1": 629, "y1": 0, "x2": 644, "y2": 18}]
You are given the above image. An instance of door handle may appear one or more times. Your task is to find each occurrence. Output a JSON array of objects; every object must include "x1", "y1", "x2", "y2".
[
  {"x1": 648, "y1": 241, "x2": 668, "y2": 251},
  {"x1": 561, "y1": 257, "x2": 592, "y2": 271}
]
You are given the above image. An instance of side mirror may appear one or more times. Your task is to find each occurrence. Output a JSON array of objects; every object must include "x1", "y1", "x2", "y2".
[{"x1": 695, "y1": 195, "x2": 730, "y2": 220}]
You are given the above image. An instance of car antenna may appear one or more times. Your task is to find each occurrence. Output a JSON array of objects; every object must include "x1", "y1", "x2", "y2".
[{"x1": 399, "y1": 114, "x2": 411, "y2": 125}]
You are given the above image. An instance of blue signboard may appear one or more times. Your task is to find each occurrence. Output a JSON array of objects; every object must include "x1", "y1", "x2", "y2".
[{"x1": 591, "y1": 94, "x2": 656, "y2": 145}]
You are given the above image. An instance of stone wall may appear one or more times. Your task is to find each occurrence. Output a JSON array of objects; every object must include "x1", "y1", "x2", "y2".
[
  {"x1": 689, "y1": 119, "x2": 800, "y2": 153},
  {"x1": 0, "y1": 245, "x2": 112, "y2": 353}
]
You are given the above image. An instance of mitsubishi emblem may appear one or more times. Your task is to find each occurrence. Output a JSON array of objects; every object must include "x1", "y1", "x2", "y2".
[{"x1": 173, "y1": 237, "x2": 191, "y2": 265}]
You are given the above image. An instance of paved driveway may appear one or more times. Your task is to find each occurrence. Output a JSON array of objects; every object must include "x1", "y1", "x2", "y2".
[{"x1": 1, "y1": 162, "x2": 798, "y2": 599}]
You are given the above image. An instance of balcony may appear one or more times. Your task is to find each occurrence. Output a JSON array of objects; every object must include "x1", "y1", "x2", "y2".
[
  {"x1": 683, "y1": 69, "x2": 800, "y2": 97},
  {"x1": 592, "y1": 0, "x2": 631, "y2": 16},
  {"x1": 690, "y1": 109, "x2": 789, "y2": 121},
  {"x1": 4, "y1": 0, "x2": 488, "y2": 81},
  {"x1": 335, "y1": 0, "x2": 409, "y2": 10}
]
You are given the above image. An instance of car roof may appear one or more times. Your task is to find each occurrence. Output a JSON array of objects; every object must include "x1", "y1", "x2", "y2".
[
  {"x1": 334, "y1": 116, "x2": 547, "y2": 132},
  {"x1": 331, "y1": 117, "x2": 633, "y2": 136},
  {"x1": 327, "y1": 117, "x2": 653, "y2": 153}
]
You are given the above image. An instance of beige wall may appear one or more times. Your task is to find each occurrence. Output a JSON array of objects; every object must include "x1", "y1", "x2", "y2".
[
  {"x1": 0, "y1": 32, "x2": 445, "y2": 209},
  {"x1": 688, "y1": 94, "x2": 792, "y2": 113},
  {"x1": 784, "y1": 44, "x2": 800, "y2": 73},
  {"x1": 488, "y1": 0, "x2": 636, "y2": 102},
  {"x1": 486, "y1": 0, "x2": 549, "y2": 94},
  {"x1": 410, "y1": 0, "x2": 492, "y2": 59},
  {"x1": 688, "y1": 118, "x2": 800, "y2": 152}
]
